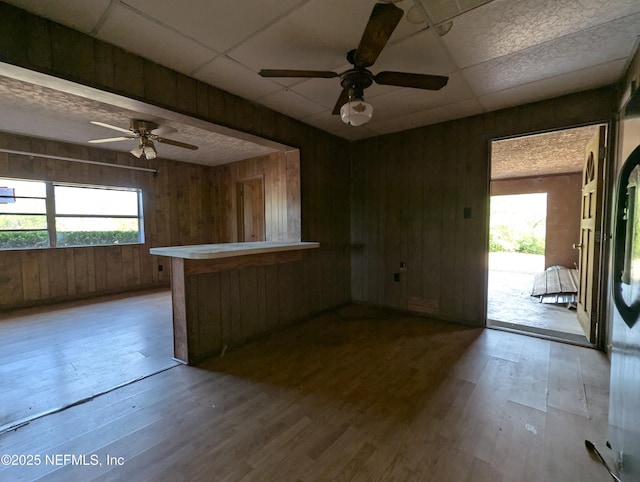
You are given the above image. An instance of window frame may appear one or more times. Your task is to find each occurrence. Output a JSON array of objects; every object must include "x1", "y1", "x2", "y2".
[{"x1": 0, "y1": 177, "x2": 144, "y2": 250}]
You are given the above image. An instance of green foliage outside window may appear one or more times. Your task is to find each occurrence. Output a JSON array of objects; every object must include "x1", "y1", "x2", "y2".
[
  {"x1": 0, "y1": 231, "x2": 49, "y2": 249},
  {"x1": 0, "y1": 230, "x2": 140, "y2": 249},
  {"x1": 1, "y1": 178, "x2": 143, "y2": 250}
]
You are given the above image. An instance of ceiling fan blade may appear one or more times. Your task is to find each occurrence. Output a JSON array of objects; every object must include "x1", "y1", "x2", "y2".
[
  {"x1": 90, "y1": 121, "x2": 132, "y2": 134},
  {"x1": 88, "y1": 136, "x2": 135, "y2": 144},
  {"x1": 154, "y1": 137, "x2": 199, "y2": 150},
  {"x1": 353, "y1": 3, "x2": 403, "y2": 68},
  {"x1": 259, "y1": 69, "x2": 339, "y2": 79},
  {"x1": 332, "y1": 88, "x2": 350, "y2": 115},
  {"x1": 374, "y1": 71, "x2": 449, "y2": 90}
]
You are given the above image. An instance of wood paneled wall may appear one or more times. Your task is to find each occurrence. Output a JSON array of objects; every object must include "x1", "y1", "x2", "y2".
[
  {"x1": 491, "y1": 173, "x2": 582, "y2": 269},
  {"x1": 211, "y1": 150, "x2": 301, "y2": 243},
  {"x1": 0, "y1": 132, "x2": 297, "y2": 309},
  {"x1": 0, "y1": 3, "x2": 351, "y2": 317},
  {"x1": 351, "y1": 88, "x2": 617, "y2": 326}
]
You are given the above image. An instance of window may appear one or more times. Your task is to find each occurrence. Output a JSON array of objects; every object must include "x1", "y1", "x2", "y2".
[{"x1": 0, "y1": 178, "x2": 143, "y2": 250}]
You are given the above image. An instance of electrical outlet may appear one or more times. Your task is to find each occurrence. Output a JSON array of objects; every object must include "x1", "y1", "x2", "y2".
[
  {"x1": 158, "y1": 264, "x2": 164, "y2": 272},
  {"x1": 394, "y1": 273, "x2": 400, "y2": 282}
]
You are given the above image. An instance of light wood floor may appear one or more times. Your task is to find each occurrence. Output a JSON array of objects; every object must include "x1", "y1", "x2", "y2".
[
  {"x1": 0, "y1": 290, "x2": 178, "y2": 431},
  {"x1": 0, "y1": 303, "x2": 614, "y2": 481}
]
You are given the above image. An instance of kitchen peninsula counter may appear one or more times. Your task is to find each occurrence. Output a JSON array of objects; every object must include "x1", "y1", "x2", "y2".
[{"x1": 151, "y1": 241, "x2": 319, "y2": 364}]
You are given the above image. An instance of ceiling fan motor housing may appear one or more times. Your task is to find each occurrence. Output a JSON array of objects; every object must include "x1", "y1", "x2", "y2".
[
  {"x1": 340, "y1": 69, "x2": 373, "y2": 100},
  {"x1": 130, "y1": 119, "x2": 158, "y2": 135}
]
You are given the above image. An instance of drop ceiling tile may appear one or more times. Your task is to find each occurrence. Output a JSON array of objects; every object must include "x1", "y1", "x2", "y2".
[
  {"x1": 257, "y1": 89, "x2": 326, "y2": 118},
  {"x1": 97, "y1": 4, "x2": 218, "y2": 74},
  {"x1": 301, "y1": 109, "x2": 346, "y2": 132},
  {"x1": 332, "y1": 125, "x2": 378, "y2": 141},
  {"x1": 385, "y1": 0, "x2": 429, "y2": 43},
  {"x1": 194, "y1": 56, "x2": 282, "y2": 101},
  {"x1": 461, "y1": 13, "x2": 640, "y2": 96},
  {"x1": 229, "y1": 0, "x2": 420, "y2": 76},
  {"x1": 367, "y1": 72, "x2": 474, "y2": 119},
  {"x1": 457, "y1": 0, "x2": 494, "y2": 13},
  {"x1": 2, "y1": 0, "x2": 110, "y2": 33},
  {"x1": 442, "y1": 0, "x2": 640, "y2": 68},
  {"x1": 363, "y1": 82, "x2": 403, "y2": 100},
  {"x1": 374, "y1": 27, "x2": 456, "y2": 75},
  {"x1": 291, "y1": 78, "x2": 348, "y2": 110},
  {"x1": 418, "y1": 0, "x2": 460, "y2": 25},
  {"x1": 301, "y1": 110, "x2": 377, "y2": 140},
  {"x1": 122, "y1": 0, "x2": 303, "y2": 52},
  {"x1": 366, "y1": 98, "x2": 484, "y2": 135},
  {"x1": 478, "y1": 59, "x2": 627, "y2": 112},
  {"x1": 418, "y1": 0, "x2": 495, "y2": 25}
]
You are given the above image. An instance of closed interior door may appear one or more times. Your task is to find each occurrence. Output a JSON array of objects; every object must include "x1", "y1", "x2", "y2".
[{"x1": 237, "y1": 177, "x2": 265, "y2": 242}]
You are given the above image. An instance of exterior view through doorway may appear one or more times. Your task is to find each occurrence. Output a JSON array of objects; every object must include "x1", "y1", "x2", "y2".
[{"x1": 486, "y1": 124, "x2": 608, "y2": 345}]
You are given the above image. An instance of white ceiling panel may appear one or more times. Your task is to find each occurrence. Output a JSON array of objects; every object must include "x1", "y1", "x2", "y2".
[
  {"x1": 418, "y1": 0, "x2": 495, "y2": 25},
  {"x1": 2, "y1": 0, "x2": 110, "y2": 33},
  {"x1": 366, "y1": 97, "x2": 484, "y2": 135},
  {"x1": 478, "y1": 59, "x2": 628, "y2": 113},
  {"x1": 301, "y1": 110, "x2": 379, "y2": 141},
  {"x1": 122, "y1": 0, "x2": 304, "y2": 53},
  {"x1": 461, "y1": 13, "x2": 640, "y2": 96},
  {"x1": 194, "y1": 56, "x2": 283, "y2": 101},
  {"x1": 368, "y1": 72, "x2": 474, "y2": 119},
  {"x1": 301, "y1": 110, "x2": 344, "y2": 131},
  {"x1": 96, "y1": 4, "x2": 218, "y2": 75},
  {"x1": 2, "y1": 0, "x2": 639, "y2": 140},
  {"x1": 290, "y1": 78, "x2": 347, "y2": 110},
  {"x1": 229, "y1": 0, "x2": 416, "y2": 75},
  {"x1": 373, "y1": 28, "x2": 457, "y2": 75},
  {"x1": 258, "y1": 89, "x2": 326, "y2": 118},
  {"x1": 442, "y1": 0, "x2": 640, "y2": 68},
  {"x1": 383, "y1": 0, "x2": 429, "y2": 42},
  {"x1": 330, "y1": 124, "x2": 378, "y2": 141}
]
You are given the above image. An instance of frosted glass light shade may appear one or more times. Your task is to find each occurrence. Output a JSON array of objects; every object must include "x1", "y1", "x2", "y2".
[
  {"x1": 130, "y1": 138, "x2": 157, "y2": 160},
  {"x1": 340, "y1": 100, "x2": 373, "y2": 126},
  {"x1": 143, "y1": 144, "x2": 157, "y2": 160}
]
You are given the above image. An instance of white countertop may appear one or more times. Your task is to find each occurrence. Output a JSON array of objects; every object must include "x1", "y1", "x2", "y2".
[{"x1": 150, "y1": 241, "x2": 320, "y2": 260}]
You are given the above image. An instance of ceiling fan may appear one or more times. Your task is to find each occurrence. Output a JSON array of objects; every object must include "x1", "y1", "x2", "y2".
[
  {"x1": 259, "y1": 2, "x2": 449, "y2": 126},
  {"x1": 88, "y1": 119, "x2": 199, "y2": 160}
]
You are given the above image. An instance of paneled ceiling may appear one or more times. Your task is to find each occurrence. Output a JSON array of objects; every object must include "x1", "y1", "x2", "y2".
[
  {"x1": 0, "y1": 0, "x2": 640, "y2": 163},
  {"x1": 2, "y1": 0, "x2": 640, "y2": 144}
]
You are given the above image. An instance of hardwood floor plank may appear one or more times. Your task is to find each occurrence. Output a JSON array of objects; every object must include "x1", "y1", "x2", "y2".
[
  {"x1": 0, "y1": 298, "x2": 613, "y2": 482},
  {"x1": 0, "y1": 289, "x2": 176, "y2": 430},
  {"x1": 547, "y1": 343, "x2": 589, "y2": 417}
]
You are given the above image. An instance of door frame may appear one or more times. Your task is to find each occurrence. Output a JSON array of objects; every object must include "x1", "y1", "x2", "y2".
[{"x1": 484, "y1": 121, "x2": 615, "y2": 351}]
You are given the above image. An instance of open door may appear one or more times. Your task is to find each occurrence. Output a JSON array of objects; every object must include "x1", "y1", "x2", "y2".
[{"x1": 575, "y1": 126, "x2": 607, "y2": 342}]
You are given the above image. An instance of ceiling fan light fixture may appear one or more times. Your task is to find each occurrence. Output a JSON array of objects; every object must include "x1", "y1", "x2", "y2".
[
  {"x1": 340, "y1": 99, "x2": 373, "y2": 126},
  {"x1": 130, "y1": 145, "x2": 143, "y2": 158},
  {"x1": 143, "y1": 143, "x2": 157, "y2": 160},
  {"x1": 130, "y1": 137, "x2": 157, "y2": 160}
]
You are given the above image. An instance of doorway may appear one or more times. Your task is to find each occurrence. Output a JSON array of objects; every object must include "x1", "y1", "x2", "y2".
[
  {"x1": 236, "y1": 176, "x2": 265, "y2": 242},
  {"x1": 487, "y1": 124, "x2": 608, "y2": 345}
]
